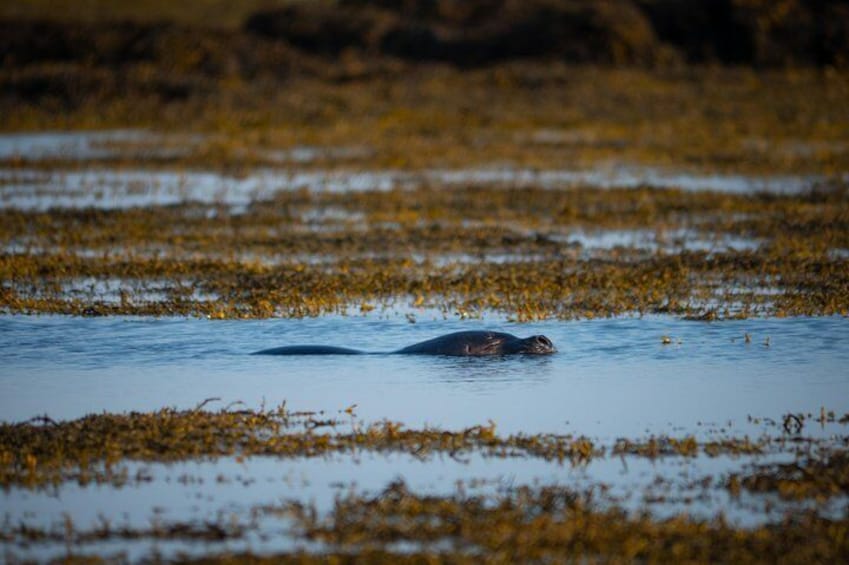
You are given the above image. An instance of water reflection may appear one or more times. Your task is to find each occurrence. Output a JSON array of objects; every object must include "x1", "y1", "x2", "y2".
[
  {"x1": 0, "y1": 130, "x2": 200, "y2": 161},
  {"x1": 431, "y1": 354, "x2": 554, "y2": 386},
  {"x1": 2, "y1": 165, "x2": 840, "y2": 210},
  {"x1": 1, "y1": 314, "x2": 846, "y2": 438},
  {"x1": 4, "y1": 438, "x2": 846, "y2": 562},
  {"x1": 2, "y1": 313, "x2": 848, "y2": 561}
]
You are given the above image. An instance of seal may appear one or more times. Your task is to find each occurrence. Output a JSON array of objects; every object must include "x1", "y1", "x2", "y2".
[{"x1": 253, "y1": 330, "x2": 555, "y2": 356}]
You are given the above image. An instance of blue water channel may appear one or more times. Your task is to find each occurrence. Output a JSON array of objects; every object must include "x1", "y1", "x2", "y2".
[
  {"x1": 2, "y1": 313, "x2": 848, "y2": 560},
  {"x1": 1, "y1": 313, "x2": 846, "y2": 437}
]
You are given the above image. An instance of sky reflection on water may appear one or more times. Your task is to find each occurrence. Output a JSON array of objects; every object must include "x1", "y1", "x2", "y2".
[
  {"x1": 2, "y1": 313, "x2": 847, "y2": 560},
  {"x1": 1, "y1": 314, "x2": 846, "y2": 439}
]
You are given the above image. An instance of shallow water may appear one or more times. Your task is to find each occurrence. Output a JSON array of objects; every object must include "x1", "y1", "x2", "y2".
[
  {"x1": 0, "y1": 130, "x2": 145, "y2": 160},
  {"x1": 0, "y1": 130, "x2": 201, "y2": 161},
  {"x1": 1, "y1": 165, "x2": 838, "y2": 211},
  {"x1": 1, "y1": 136, "x2": 848, "y2": 558},
  {"x1": 3, "y1": 448, "x2": 824, "y2": 561},
  {"x1": 1, "y1": 314, "x2": 846, "y2": 436},
  {"x1": 0, "y1": 129, "x2": 837, "y2": 207},
  {"x1": 1, "y1": 314, "x2": 848, "y2": 560}
]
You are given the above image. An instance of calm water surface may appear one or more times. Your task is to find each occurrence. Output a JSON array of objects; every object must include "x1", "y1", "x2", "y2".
[
  {"x1": 1, "y1": 165, "x2": 839, "y2": 210},
  {"x1": 1, "y1": 314, "x2": 846, "y2": 436},
  {"x1": 2, "y1": 305, "x2": 848, "y2": 560}
]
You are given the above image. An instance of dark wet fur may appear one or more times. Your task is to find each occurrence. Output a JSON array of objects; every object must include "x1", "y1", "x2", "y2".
[
  {"x1": 253, "y1": 345, "x2": 364, "y2": 355},
  {"x1": 253, "y1": 330, "x2": 555, "y2": 356}
]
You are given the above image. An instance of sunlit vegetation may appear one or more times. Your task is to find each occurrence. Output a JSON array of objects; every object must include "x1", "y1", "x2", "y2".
[
  {"x1": 1, "y1": 182, "x2": 847, "y2": 319},
  {"x1": 2, "y1": 64, "x2": 848, "y2": 175},
  {"x1": 8, "y1": 481, "x2": 849, "y2": 562},
  {"x1": 1, "y1": 406, "x2": 844, "y2": 491},
  {"x1": 1, "y1": 407, "x2": 848, "y2": 561},
  {"x1": 279, "y1": 481, "x2": 849, "y2": 563},
  {"x1": 0, "y1": 405, "x2": 600, "y2": 489}
]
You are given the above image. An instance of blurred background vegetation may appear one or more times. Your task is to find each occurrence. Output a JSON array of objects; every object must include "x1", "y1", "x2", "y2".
[
  {"x1": 0, "y1": 0, "x2": 292, "y2": 28},
  {"x1": 2, "y1": 1, "x2": 847, "y2": 173},
  {"x1": 4, "y1": 0, "x2": 847, "y2": 65}
]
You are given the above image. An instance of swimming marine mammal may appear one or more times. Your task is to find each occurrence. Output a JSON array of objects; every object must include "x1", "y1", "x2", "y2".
[{"x1": 253, "y1": 330, "x2": 555, "y2": 356}]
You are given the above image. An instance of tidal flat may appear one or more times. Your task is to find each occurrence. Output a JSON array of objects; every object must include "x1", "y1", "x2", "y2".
[
  {"x1": 2, "y1": 3, "x2": 849, "y2": 561},
  {"x1": 2, "y1": 175, "x2": 847, "y2": 320}
]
